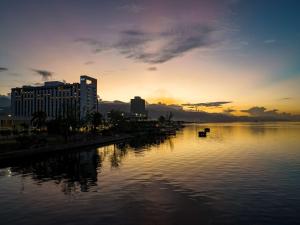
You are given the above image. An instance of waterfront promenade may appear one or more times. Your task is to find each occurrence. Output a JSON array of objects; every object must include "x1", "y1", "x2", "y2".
[{"x1": 0, "y1": 134, "x2": 132, "y2": 160}]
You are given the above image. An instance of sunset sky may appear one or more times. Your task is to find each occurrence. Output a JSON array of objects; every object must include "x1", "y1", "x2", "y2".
[{"x1": 0, "y1": 0, "x2": 300, "y2": 115}]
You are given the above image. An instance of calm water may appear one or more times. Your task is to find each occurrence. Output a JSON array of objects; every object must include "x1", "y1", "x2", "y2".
[{"x1": 0, "y1": 122, "x2": 300, "y2": 225}]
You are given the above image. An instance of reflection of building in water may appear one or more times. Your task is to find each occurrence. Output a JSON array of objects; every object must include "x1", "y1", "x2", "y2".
[
  {"x1": 96, "y1": 135, "x2": 171, "y2": 168},
  {"x1": 10, "y1": 149, "x2": 100, "y2": 193},
  {"x1": 7, "y1": 134, "x2": 173, "y2": 193}
]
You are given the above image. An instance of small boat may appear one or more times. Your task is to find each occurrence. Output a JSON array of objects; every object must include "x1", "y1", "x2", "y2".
[
  {"x1": 204, "y1": 128, "x2": 210, "y2": 132},
  {"x1": 198, "y1": 131, "x2": 207, "y2": 137}
]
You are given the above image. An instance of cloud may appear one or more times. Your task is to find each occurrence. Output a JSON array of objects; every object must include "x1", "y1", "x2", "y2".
[
  {"x1": 240, "y1": 41, "x2": 249, "y2": 46},
  {"x1": 264, "y1": 39, "x2": 276, "y2": 44},
  {"x1": 0, "y1": 68, "x2": 20, "y2": 77},
  {"x1": 78, "y1": 23, "x2": 222, "y2": 65},
  {"x1": 279, "y1": 97, "x2": 292, "y2": 101},
  {"x1": 32, "y1": 69, "x2": 53, "y2": 81},
  {"x1": 241, "y1": 106, "x2": 293, "y2": 119},
  {"x1": 118, "y1": 2, "x2": 145, "y2": 14},
  {"x1": 84, "y1": 61, "x2": 95, "y2": 65},
  {"x1": 10, "y1": 73, "x2": 20, "y2": 76},
  {"x1": 115, "y1": 24, "x2": 218, "y2": 64},
  {"x1": 0, "y1": 67, "x2": 8, "y2": 72},
  {"x1": 75, "y1": 38, "x2": 107, "y2": 53},
  {"x1": 122, "y1": 30, "x2": 146, "y2": 36},
  {"x1": 32, "y1": 82, "x2": 43, "y2": 86},
  {"x1": 223, "y1": 108, "x2": 236, "y2": 114},
  {"x1": 182, "y1": 101, "x2": 232, "y2": 108},
  {"x1": 241, "y1": 106, "x2": 300, "y2": 120},
  {"x1": 147, "y1": 66, "x2": 157, "y2": 71}
]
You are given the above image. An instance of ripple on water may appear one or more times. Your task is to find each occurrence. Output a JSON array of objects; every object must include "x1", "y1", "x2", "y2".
[{"x1": 0, "y1": 122, "x2": 300, "y2": 225}]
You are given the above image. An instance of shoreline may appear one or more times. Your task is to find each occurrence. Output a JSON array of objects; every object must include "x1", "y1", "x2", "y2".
[
  {"x1": 0, "y1": 134, "x2": 132, "y2": 160},
  {"x1": 0, "y1": 122, "x2": 183, "y2": 161}
]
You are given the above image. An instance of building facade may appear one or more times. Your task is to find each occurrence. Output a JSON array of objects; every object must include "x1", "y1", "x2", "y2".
[
  {"x1": 11, "y1": 75, "x2": 97, "y2": 121},
  {"x1": 130, "y1": 96, "x2": 147, "y2": 119},
  {"x1": 80, "y1": 75, "x2": 97, "y2": 119}
]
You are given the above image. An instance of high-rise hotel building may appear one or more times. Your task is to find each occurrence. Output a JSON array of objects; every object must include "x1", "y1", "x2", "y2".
[
  {"x1": 130, "y1": 96, "x2": 147, "y2": 119},
  {"x1": 11, "y1": 75, "x2": 97, "y2": 120}
]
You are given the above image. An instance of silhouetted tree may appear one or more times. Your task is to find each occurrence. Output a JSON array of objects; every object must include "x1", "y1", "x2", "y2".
[
  {"x1": 86, "y1": 112, "x2": 103, "y2": 132},
  {"x1": 31, "y1": 111, "x2": 47, "y2": 129},
  {"x1": 107, "y1": 110, "x2": 125, "y2": 127},
  {"x1": 46, "y1": 119, "x2": 60, "y2": 135},
  {"x1": 46, "y1": 116, "x2": 75, "y2": 141},
  {"x1": 158, "y1": 115, "x2": 166, "y2": 124}
]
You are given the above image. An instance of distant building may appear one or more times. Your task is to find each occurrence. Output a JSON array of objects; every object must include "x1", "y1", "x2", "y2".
[
  {"x1": 130, "y1": 96, "x2": 147, "y2": 119},
  {"x1": 11, "y1": 75, "x2": 98, "y2": 121}
]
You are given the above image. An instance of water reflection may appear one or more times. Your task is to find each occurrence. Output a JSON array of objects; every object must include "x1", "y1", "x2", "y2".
[
  {"x1": 0, "y1": 122, "x2": 300, "y2": 225},
  {"x1": 9, "y1": 150, "x2": 100, "y2": 193},
  {"x1": 3, "y1": 133, "x2": 173, "y2": 193}
]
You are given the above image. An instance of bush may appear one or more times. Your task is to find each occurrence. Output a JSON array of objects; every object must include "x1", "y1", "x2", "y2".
[{"x1": 0, "y1": 129, "x2": 12, "y2": 138}]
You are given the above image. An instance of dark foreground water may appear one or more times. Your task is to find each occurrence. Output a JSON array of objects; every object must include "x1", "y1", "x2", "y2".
[{"x1": 0, "y1": 122, "x2": 300, "y2": 225}]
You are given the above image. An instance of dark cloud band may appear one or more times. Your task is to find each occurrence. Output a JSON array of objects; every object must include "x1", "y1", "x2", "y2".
[
  {"x1": 115, "y1": 24, "x2": 218, "y2": 64},
  {"x1": 182, "y1": 101, "x2": 232, "y2": 108},
  {"x1": 77, "y1": 23, "x2": 221, "y2": 65},
  {"x1": 0, "y1": 67, "x2": 8, "y2": 72}
]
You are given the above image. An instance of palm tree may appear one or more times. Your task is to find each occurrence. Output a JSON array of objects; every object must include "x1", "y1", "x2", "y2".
[
  {"x1": 46, "y1": 116, "x2": 73, "y2": 141},
  {"x1": 166, "y1": 111, "x2": 173, "y2": 122},
  {"x1": 107, "y1": 110, "x2": 125, "y2": 127},
  {"x1": 88, "y1": 112, "x2": 103, "y2": 132},
  {"x1": 31, "y1": 111, "x2": 47, "y2": 129}
]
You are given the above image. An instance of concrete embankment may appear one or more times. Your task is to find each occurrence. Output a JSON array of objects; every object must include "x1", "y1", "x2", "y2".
[{"x1": 0, "y1": 135, "x2": 132, "y2": 160}]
